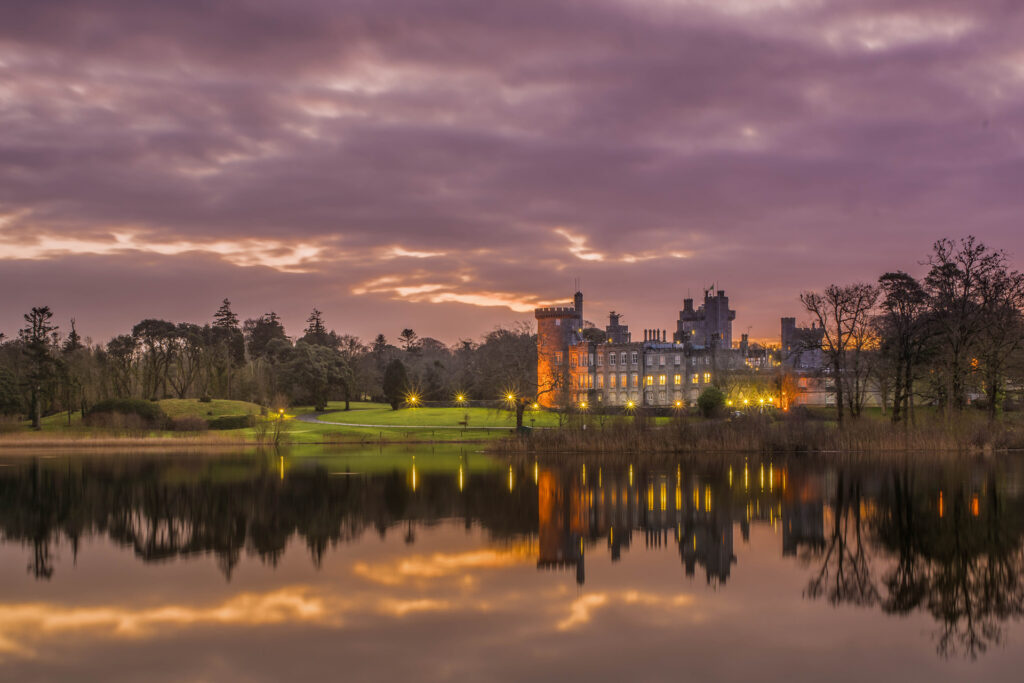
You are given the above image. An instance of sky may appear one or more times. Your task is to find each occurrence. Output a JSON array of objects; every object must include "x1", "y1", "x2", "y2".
[{"x1": 2, "y1": 0, "x2": 1024, "y2": 346}]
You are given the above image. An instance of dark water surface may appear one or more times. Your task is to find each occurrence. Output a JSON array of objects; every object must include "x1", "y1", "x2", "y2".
[{"x1": 2, "y1": 447, "x2": 1024, "y2": 682}]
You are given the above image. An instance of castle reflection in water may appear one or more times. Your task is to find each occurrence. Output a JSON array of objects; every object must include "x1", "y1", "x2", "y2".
[
  {"x1": 3, "y1": 450, "x2": 1024, "y2": 658},
  {"x1": 535, "y1": 461, "x2": 826, "y2": 586}
]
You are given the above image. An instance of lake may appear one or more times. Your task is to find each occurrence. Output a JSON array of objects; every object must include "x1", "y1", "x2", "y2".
[{"x1": 1, "y1": 446, "x2": 1023, "y2": 682}]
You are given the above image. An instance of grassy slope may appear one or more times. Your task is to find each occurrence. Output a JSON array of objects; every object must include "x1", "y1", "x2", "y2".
[{"x1": 159, "y1": 398, "x2": 263, "y2": 419}]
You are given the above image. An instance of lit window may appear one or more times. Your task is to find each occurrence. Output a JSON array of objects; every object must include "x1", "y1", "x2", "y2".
[
  {"x1": 703, "y1": 372, "x2": 711, "y2": 383},
  {"x1": 631, "y1": 372, "x2": 639, "y2": 387},
  {"x1": 659, "y1": 374, "x2": 667, "y2": 386},
  {"x1": 674, "y1": 374, "x2": 681, "y2": 385},
  {"x1": 645, "y1": 375, "x2": 654, "y2": 387},
  {"x1": 620, "y1": 373, "x2": 627, "y2": 388},
  {"x1": 691, "y1": 374, "x2": 699, "y2": 384},
  {"x1": 609, "y1": 374, "x2": 617, "y2": 388}
]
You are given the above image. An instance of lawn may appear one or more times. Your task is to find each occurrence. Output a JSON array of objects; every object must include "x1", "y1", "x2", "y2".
[{"x1": 316, "y1": 401, "x2": 561, "y2": 428}]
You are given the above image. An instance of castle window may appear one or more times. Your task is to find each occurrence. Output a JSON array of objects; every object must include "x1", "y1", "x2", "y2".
[
  {"x1": 620, "y1": 373, "x2": 627, "y2": 388},
  {"x1": 589, "y1": 353, "x2": 595, "y2": 366},
  {"x1": 645, "y1": 375, "x2": 654, "y2": 387},
  {"x1": 588, "y1": 374, "x2": 594, "y2": 389},
  {"x1": 674, "y1": 355, "x2": 681, "y2": 365},
  {"x1": 609, "y1": 374, "x2": 616, "y2": 388},
  {"x1": 703, "y1": 372, "x2": 712, "y2": 384},
  {"x1": 555, "y1": 352, "x2": 563, "y2": 365},
  {"x1": 609, "y1": 353, "x2": 616, "y2": 366},
  {"x1": 597, "y1": 374, "x2": 604, "y2": 389},
  {"x1": 631, "y1": 372, "x2": 639, "y2": 387},
  {"x1": 570, "y1": 355, "x2": 576, "y2": 367},
  {"x1": 597, "y1": 354, "x2": 603, "y2": 367},
  {"x1": 659, "y1": 354, "x2": 666, "y2": 366},
  {"x1": 646, "y1": 354, "x2": 654, "y2": 366},
  {"x1": 631, "y1": 352, "x2": 638, "y2": 365},
  {"x1": 691, "y1": 374, "x2": 699, "y2": 384},
  {"x1": 659, "y1": 374, "x2": 666, "y2": 386},
  {"x1": 673, "y1": 374, "x2": 681, "y2": 385}
]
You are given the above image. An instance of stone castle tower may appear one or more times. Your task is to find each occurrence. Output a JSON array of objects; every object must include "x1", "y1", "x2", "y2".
[{"x1": 534, "y1": 291, "x2": 583, "y2": 408}]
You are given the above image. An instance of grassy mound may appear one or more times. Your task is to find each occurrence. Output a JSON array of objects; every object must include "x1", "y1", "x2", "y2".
[{"x1": 158, "y1": 399, "x2": 262, "y2": 420}]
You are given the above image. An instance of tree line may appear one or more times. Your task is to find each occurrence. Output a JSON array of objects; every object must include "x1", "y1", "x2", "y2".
[
  {"x1": 0, "y1": 300, "x2": 537, "y2": 427},
  {"x1": 801, "y1": 236, "x2": 1024, "y2": 424}
]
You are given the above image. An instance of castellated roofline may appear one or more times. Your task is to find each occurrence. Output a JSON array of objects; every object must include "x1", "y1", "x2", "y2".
[{"x1": 535, "y1": 306, "x2": 581, "y2": 318}]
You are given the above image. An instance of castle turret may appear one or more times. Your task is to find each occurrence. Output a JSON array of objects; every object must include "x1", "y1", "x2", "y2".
[{"x1": 535, "y1": 292, "x2": 584, "y2": 408}]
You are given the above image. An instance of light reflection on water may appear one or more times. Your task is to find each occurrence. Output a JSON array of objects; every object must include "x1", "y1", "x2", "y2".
[{"x1": 1, "y1": 448, "x2": 1023, "y2": 682}]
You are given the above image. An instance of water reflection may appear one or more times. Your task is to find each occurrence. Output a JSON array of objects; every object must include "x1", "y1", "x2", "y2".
[{"x1": 1, "y1": 450, "x2": 1024, "y2": 662}]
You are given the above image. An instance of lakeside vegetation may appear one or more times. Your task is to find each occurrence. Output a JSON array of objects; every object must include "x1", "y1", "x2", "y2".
[{"x1": 1, "y1": 236, "x2": 1022, "y2": 456}]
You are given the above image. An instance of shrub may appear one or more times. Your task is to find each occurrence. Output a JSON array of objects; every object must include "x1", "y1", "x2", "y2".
[
  {"x1": 697, "y1": 386, "x2": 726, "y2": 418},
  {"x1": 171, "y1": 415, "x2": 209, "y2": 432},
  {"x1": 85, "y1": 398, "x2": 168, "y2": 428},
  {"x1": 207, "y1": 415, "x2": 255, "y2": 430},
  {"x1": 199, "y1": 394, "x2": 212, "y2": 403}
]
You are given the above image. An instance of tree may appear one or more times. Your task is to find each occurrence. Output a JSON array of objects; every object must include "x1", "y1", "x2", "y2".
[
  {"x1": 243, "y1": 312, "x2": 287, "y2": 358},
  {"x1": 877, "y1": 271, "x2": 930, "y2": 424},
  {"x1": 18, "y1": 306, "x2": 59, "y2": 429},
  {"x1": 924, "y1": 237, "x2": 1005, "y2": 413},
  {"x1": 398, "y1": 328, "x2": 420, "y2": 353},
  {"x1": 976, "y1": 267, "x2": 1024, "y2": 418},
  {"x1": 800, "y1": 283, "x2": 880, "y2": 426},
  {"x1": 62, "y1": 319, "x2": 84, "y2": 353},
  {"x1": 301, "y1": 308, "x2": 337, "y2": 348},
  {"x1": 697, "y1": 386, "x2": 725, "y2": 418},
  {"x1": 131, "y1": 318, "x2": 178, "y2": 400},
  {"x1": 382, "y1": 359, "x2": 409, "y2": 410}
]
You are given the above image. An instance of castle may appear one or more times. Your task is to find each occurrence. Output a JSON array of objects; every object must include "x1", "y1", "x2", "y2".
[{"x1": 534, "y1": 288, "x2": 750, "y2": 409}]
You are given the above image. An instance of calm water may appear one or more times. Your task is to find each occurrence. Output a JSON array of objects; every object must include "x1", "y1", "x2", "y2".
[{"x1": 2, "y1": 447, "x2": 1024, "y2": 682}]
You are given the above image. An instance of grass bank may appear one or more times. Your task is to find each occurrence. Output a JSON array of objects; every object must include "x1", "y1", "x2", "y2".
[{"x1": 0, "y1": 400, "x2": 523, "y2": 447}]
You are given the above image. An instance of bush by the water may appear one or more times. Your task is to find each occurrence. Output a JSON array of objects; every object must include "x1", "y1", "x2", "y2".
[
  {"x1": 697, "y1": 386, "x2": 726, "y2": 418},
  {"x1": 85, "y1": 398, "x2": 168, "y2": 428},
  {"x1": 171, "y1": 415, "x2": 209, "y2": 432},
  {"x1": 206, "y1": 415, "x2": 255, "y2": 430}
]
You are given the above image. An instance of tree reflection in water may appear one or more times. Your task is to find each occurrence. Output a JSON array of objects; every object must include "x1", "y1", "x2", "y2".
[{"x1": 2, "y1": 451, "x2": 1024, "y2": 660}]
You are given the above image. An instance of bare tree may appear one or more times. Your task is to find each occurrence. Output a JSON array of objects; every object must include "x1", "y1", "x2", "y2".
[{"x1": 800, "y1": 283, "x2": 879, "y2": 426}]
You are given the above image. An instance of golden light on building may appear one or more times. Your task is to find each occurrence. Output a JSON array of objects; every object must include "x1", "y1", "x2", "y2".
[
  {"x1": 647, "y1": 484, "x2": 654, "y2": 511},
  {"x1": 629, "y1": 464, "x2": 634, "y2": 487},
  {"x1": 660, "y1": 482, "x2": 667, "y2": 511},
  {"x1": 704, "y1": 485, "x2": 712, "y2": 512},
  {"x1": 508, "y1": 465, "x2": 515, "y2": 491},
  {"x1": 458, "y1": 465, "x2": 464, "y2": 492},
  {"x1": 675, "y1": 485, "x2": 682, "y2": 510}
]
